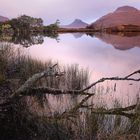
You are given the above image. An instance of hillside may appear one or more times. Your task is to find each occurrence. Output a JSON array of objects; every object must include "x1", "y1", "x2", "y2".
[
  {"x1": 88, "y1": 6, "x2": 140, "y2": 31},
  {"x1": 0, "y1": 15, "x2": 9, "y2": 22}
]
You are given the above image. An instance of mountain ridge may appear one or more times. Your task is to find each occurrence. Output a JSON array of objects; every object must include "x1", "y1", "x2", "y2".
[
  {"x1": 0, "y1": 15, "x2": 9, "y2": 22},
  {"x1": 61, "y1": 19, "x2": 88, "y2": 28},
  {"x1": 88, "y1": 6, "x2": 140, "y2": 30}
]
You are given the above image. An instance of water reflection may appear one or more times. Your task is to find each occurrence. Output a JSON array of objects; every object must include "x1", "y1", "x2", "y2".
[
  {"x1": 12, "y1": 34, "x2": 44, "y2": 47},
  {"x1": 92, "y1": 32, "x2": 140, "y2": 50},
  {"x1": 0, "y1": 32, "x2": 59, "y2": 47},
  {"x1": 1, "y1": 32, "x2": 140, "y2": 101},
  {"x1": 28, "y1": 33, "x2": 140, "y2": 77},
  {"x1": 0, "y1": 33, "x2": 44, "y2": 47},
  {"x1": 1, "y1": 31, "x2": 140, "y2": 50},
  {"x1": 72, "y1": 33, "x2": 84, "y2": 38}
]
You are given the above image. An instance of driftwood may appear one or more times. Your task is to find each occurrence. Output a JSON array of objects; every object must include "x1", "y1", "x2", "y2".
[
  {"x1": 10, "y1": 69, "x2": 140, "y2": 98},
  {"x1": 58, "y1": 95, "x2": 139, "y2": 120},
  {"x1": 9, "y1": 63, "x2": 94, "y2": 100},
  {"x1": 25, "y1": 87, "x2": 93, "y2": 96},
  {"x1": 1, "y1": 65, "x2": 140, "y2": 119},
  {"x1": 90, "y1": 104, "x2": 139, "y2": 119},
  {"x1": 10, "y1": 64, "x2": 59, "y2": 99}
]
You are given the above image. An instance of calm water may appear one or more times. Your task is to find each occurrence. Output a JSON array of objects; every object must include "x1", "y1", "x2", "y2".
[
  {"x1": 24, "y1": 33, "x2": 140, "y2": 79},
  {"x1": 18, "y1": 33, "x2": 140, "y2": 108}
]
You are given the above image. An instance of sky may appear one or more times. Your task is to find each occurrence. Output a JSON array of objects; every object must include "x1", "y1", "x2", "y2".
[{"x1": 0, "y1": 0, "x2": 140, "y2": 25}]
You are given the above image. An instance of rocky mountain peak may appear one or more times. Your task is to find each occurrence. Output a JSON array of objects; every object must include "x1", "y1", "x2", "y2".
[
  {"x1": 115, "y1": 6, "x2": 139, "y2": 13},
  {"x1": 88, "y1": 6, "x2": 140, "y2": 30}
]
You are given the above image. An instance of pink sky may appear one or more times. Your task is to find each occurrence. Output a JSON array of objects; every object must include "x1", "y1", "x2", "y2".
[{"x1": 0, "y1": 0, "x2": 140, "y2": 24}]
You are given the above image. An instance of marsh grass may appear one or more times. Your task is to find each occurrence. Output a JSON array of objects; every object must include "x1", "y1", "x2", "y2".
[{"x1": 0, "y1": 43, "x2": 139, "y2": 140}]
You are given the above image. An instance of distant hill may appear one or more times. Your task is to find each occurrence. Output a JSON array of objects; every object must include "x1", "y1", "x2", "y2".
[
  {"x1": 61, "y1": 19, "x2": 88, "y2": 28},
  {"x1": 94, "y1": 33, "x2": 140, "y2": 50},
  {"x1": 0, "y1": 15, "x2": 9, "y2": 22},
  {"x1": 88, "y1": 6, "x2": 140, "y2": 31}
]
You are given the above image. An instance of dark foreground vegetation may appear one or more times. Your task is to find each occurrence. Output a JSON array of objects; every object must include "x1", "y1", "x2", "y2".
[{"x1": 0, "y1": 43, "x2": 140, "y2": 140}]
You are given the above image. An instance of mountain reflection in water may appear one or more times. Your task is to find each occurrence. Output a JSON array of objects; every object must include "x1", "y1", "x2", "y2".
[{"x1": 92, "y1": 32, "x2": 140, "y2": 50}]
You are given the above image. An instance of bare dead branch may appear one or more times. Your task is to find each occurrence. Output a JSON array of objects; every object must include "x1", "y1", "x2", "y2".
[
  {"x1": 80, "y1": 69, "x2": 140, "y2": 92},
  {"x1": 1, "y1": 68, "x2": 139, "y2": 122},
  {"x1": 125, "y1": 69, "x2": 140, "y2": 78},
  {"x1": 57, "y1": 98, "x2": 139, "y2": 120},
  {"x1": 90, "y1": 104, "x2": 139, "y2": 119},
  {"x1": 9, "y1": 67, "x2": 140, "y2": 100},
  {"x1": 24, "y1": 87, "x2": 94, "y2": 96},
  {"x1": 10, "y1": 64, "x2": 58, "y2": 99},
  {"x1": 6, "y1": 68, "x2": 140, "y2": 108},
  {"x1": 108, "y1": 104, "x2": 137, "y2": 112}
]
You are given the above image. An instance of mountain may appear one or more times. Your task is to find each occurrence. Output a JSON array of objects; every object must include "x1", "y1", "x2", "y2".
[
  {"x1": 0, "y1": 15, "x2": 9, "y2": 22},
  {"x1": 61, "y1": 19, "x2": 88, "y2": 28},
  {"x1": 94, "y1": 33, "x2": 140, "y2": 50},
  {"x1": 88, "y1": 6, "x2": 140, "y2": 31}
]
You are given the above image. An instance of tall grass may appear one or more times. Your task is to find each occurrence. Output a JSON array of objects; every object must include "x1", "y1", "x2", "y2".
[{"x1": 0, "y1": 43, "x2": 139, "y2": 140}]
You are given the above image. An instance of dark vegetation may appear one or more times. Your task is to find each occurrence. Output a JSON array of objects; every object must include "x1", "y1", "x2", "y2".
[
  {"x1": 87, "y1": 24, "x2": 140, "y2": 33},
  {"x1": 0, "y1": 15, "x2": 59, "y2": 47},
  {"x1": 0, "y1": 44, "x2": 140, "y2": 140}
]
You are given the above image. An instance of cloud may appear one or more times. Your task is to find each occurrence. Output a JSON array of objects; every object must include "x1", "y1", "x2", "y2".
[{"x1": 0, "y1": 0, "x2": 140, "y2": 24}]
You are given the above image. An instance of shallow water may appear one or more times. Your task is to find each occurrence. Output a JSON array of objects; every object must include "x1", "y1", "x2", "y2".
[
  {"x1": 17, "y1": 33, "x2": 140, "y2": 108},
  {"x1": 27, "y1": 33, "x2": 140, "y2": 79}
]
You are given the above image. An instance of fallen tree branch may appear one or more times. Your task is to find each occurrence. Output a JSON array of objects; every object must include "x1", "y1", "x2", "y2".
[
  {"x1": 80, "y1": 69, "x2": 140, "y2": 92},
  {"x1": 7, "y1": 69, "x2": 140, "y2": 102},
  {"x1": 55, "y1": 94, "x2": 139, "y2": 120},
  {"x1": 1, "y1": 68, "x2": 139, "y2": 122},
  {"x1": 125, "y1": 70, "x2": 140, "y2": 78},
  {"x1": 24, "y1": 87, "x2": 94, "y2": 96},
  {"x1": 90, "y1": 104, "x2": 139, "y2": 119},
  {"x1": 10, "y1": 64, "x2": 58, "y2": 99},
  {"x1": 58, "y1": 101, "x2": 139, "y2": 120}
]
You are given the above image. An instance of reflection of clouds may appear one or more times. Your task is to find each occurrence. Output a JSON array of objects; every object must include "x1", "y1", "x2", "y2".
[
  {"x1": 29, "y1": 33, "x2": 140, "y2": 81},
  {"x1": 26, "y1": 33, "x2": 140, "y2": 104}
]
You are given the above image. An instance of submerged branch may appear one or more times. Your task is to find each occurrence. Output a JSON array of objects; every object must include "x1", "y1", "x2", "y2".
[
  {"x1": 59, "y1": 102, "x2": 139, "y2": 120},
  {"x1": 90, "y1": 104, "x2": 139, "y2": 119},
  {"x1": 25, "y1": 87, "x2": 94, "y2": 96}
]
